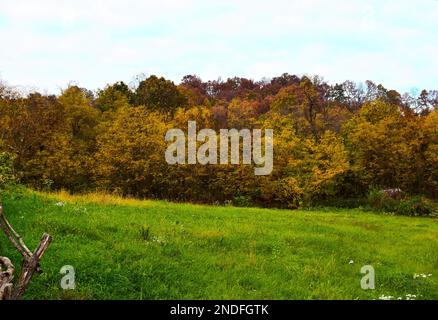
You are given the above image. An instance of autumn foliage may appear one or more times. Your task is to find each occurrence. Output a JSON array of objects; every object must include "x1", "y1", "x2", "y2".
[{"x1": 0, "y1": 75, "x2": 437, "y2": 207}]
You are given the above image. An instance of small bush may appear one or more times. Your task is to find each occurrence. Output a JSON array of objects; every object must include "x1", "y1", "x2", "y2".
[
  {"x1": 0, "y1": 151, "x2": 16, "y2": 189},
  {"x1": 367, "y1": 188, "x2": 436, "y2": 217},
  {"x1": 260, "y1": 178, "x2": 302, "y2": 209},
  {"x1": 395, "y1": 196, "x2": 436, "y2": 217},
  {"x1": 232, "y1": 193, "x2": 252, "y2": 207},
  {"x1": 367, "y1": 187, "x2": 398, "y2": 212}
]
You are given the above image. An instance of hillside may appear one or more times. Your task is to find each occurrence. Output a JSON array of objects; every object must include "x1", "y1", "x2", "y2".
[{"x1": 1, "y1": 188, "x2": 437, "y2": 300}]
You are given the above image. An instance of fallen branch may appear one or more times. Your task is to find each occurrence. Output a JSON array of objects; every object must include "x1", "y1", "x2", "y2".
[
  {"x1": 0, "y1": 205, "x2": 52, "y2": 300},
  {"x1": 0, "y1": 256, "x2": 14, "y2": 300}
]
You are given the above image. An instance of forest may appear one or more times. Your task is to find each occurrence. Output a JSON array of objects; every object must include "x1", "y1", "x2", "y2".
[{"x1": 0, "y1": 74, "x2": 437, "y2": 210}]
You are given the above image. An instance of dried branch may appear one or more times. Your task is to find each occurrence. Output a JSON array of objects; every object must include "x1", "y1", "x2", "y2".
[
  {"x1": 0, "y1": 204, "x2": 52, "y2": 300},
  {"x1": 0, "y1": 256, "x2": 15, "y2": 300},
  {"x1": 0, "y1": 207, "x2": 32, "y2": 257},
  {"x1": 11, "y1": 233, "x2": 52, "y2": 299},
  {"x1": 0, "y1": 213, "x2": 32, "y2": 259}
]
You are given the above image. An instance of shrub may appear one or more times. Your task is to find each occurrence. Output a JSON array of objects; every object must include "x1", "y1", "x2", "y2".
[
  {"x1": 0, "y1": 151, "x2": 15, "y2": 189},
  {"x1": 366, "y1": 187, "x2": 398, "y2": 212},
  {"x1": 367, "y1": 187, "x2": 436, "y2": 217},
  {"x1": 260, "y1": 177, "x2": 303, "y2": 209},
  {"x1": 232, "y1": 193, "x2": 252, "y2": 207},
  {"x1": 395, "y1": 196, "x2": 436, "y2": 217}
]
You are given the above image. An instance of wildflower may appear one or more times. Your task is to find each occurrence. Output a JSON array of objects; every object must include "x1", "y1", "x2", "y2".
[
  {"x1": 378, "y1": 294, "x2": 393, "y2": 300},
  {"x1": 414, "y1": 273, "x2": 432, "y2": 279}
]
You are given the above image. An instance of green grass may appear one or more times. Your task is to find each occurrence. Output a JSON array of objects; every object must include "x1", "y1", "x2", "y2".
[{"x1": 1, "y1": 187, "x2": 437, "y2": 300}]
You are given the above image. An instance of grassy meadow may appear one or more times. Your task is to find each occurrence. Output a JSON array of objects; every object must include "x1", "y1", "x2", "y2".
[{"x1": 0, "y1": 187, "x2": 437, "y2": 300}]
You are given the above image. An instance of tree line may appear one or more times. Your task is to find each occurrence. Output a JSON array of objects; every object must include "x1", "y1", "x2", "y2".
[{"x1": 0, "y1": 74, "x2": 437, "y2": 208}]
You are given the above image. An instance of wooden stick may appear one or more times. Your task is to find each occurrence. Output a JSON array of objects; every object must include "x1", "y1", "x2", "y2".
[
  {"x1": 0, "y1": 207, "x2": 32, "y2": 257},
  {"x1": 0, "y1": 205, "x2": 32, "y2": 258},
  {"x1": 0, "y1": 256, "x2": 15, "y2": 300},
  {"x1": 12, "y1": 233, "x2": 52, "y2": 300},
  {"x1": 0, "y1": 204, "x2": 52, "y2": 300}
]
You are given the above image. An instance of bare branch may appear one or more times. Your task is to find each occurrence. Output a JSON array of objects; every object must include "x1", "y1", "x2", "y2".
[
  {"x1": 0, "y1": 205, "x2": 52, "y2": 300},
  {"x1": 0, "y1": 256, "x2": 15, "y2": 300}
]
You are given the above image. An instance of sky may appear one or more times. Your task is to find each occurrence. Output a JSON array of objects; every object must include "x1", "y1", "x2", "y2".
[{"x1": 0, "y1": 0, "x2": 437, "y2": 95}]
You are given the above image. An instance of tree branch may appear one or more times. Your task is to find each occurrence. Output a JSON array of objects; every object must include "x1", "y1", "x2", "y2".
[
  {"x1": 0, "y1": 256, "x2": 15, "y2": 300},
  {"x1": 0, "y1": 204, "x2": 52, "y2": 300}
]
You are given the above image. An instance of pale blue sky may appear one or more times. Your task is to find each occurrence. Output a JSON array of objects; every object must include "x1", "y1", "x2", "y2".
[{"x1": 0, "y1": 0, "x2": 437, "y2": 94}]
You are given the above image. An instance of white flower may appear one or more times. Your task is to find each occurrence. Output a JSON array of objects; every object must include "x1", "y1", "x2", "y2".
[
  {"x1": 379, "y1": 295, "x2": 393, "y2": 300},
  {"x1": 414, "y1": 273, "x2": 432, "y2": 279},
  {"x1": 349, "y1": 260, "x2": 354, "y2": 264},
  {"x1": 55, "y1": 201, "x2": 65, "y2": 207}
]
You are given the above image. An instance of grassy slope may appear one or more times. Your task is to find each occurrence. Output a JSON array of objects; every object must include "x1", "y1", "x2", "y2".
[{"x1": 1, "y1": 188, "x2": 437, "y2": 300}]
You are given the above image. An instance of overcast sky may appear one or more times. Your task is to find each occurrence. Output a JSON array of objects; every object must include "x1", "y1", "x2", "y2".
[{"x1": 0, "y1": 0, "x2": 437, "y2": 94}]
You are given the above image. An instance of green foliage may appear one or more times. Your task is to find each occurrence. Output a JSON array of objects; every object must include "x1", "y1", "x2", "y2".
[
  {"x1": 366, "y1": 188, "x2": 436, "y2": 217},
  {"x1": 95, "y1": 81, "x2": 132, "y2": 112},
  {"x1": 395, "y1": 196, "x2": 436, "y2": 217},
  {"x1": 232, "y1": 193, "x2": 252, "y2": 207},
  {"x1": 135, "y1": 75, "x2": 188, "y2": 113},
  {"x1": 0, "y1": 150, "x2": 15, "y2": 189},
  {"x1": 366, "y1": 187, "x2": 399, "y2": 213}
]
